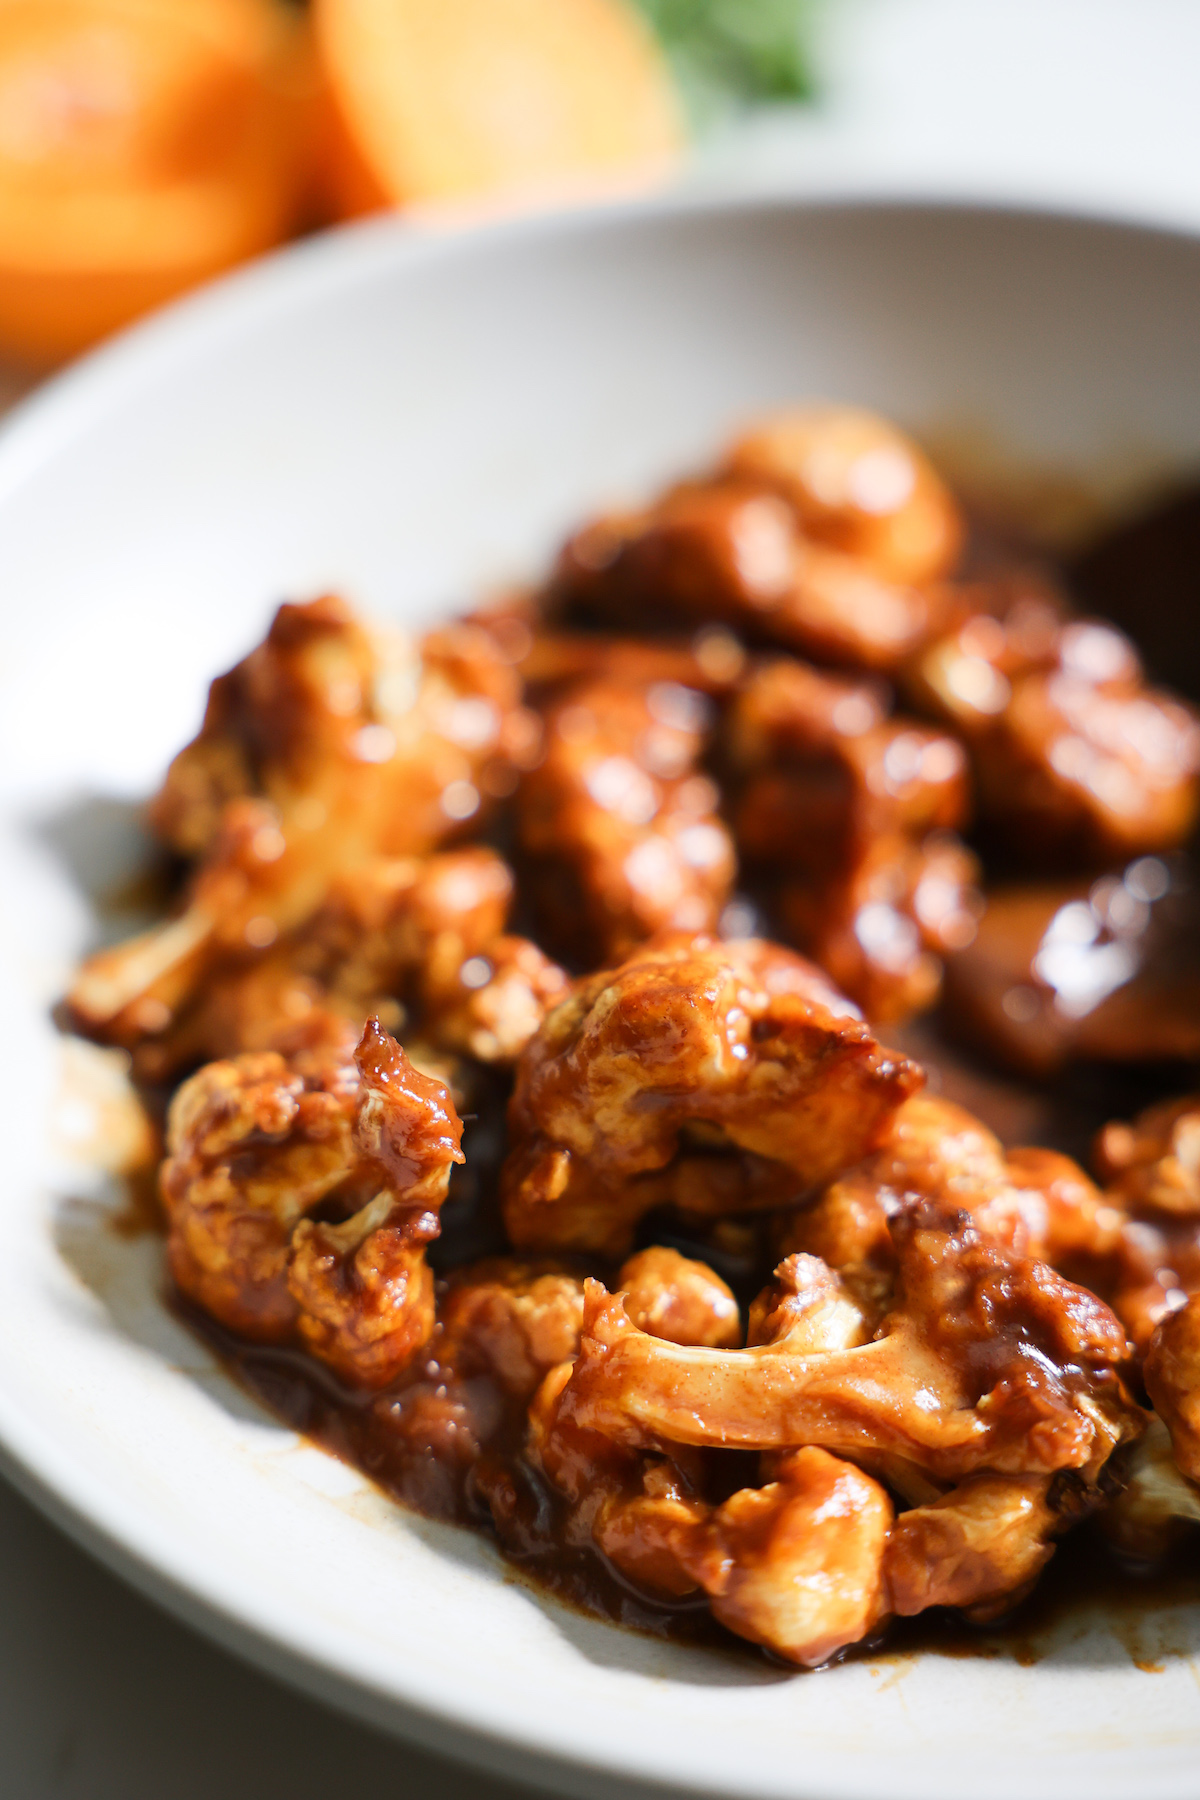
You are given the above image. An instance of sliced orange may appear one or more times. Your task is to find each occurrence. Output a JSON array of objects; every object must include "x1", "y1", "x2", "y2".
[
  {"x1": 313, "y1": 0, "x2": 684, "y2": 217},
  {"x1": 0, "y1": 0, "x2": 315, "y2": 364}
]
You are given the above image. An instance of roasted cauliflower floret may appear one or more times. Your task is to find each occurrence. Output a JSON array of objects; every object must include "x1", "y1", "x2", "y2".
[
  {"x1": 549, "y1": 409, "x2": 962, "y2": 673},
  {"x1": 1097, "y1": 1093, "x2": 1200, "y2": 1216},
  {"x1": 69, "y1": 595, "x2": 538, "y2": 1055},
  {"x1": 162, "y1": 1018, "x2": 463, "y2": 1386},
  {"x1": 516, "y1": 677, "x2": 735, "y2": 965},
  {"x1": 883, "y1": 1473, "x2": 1064, "y2": 1623},
  {"x1": 162, "y1": 1022, "x2": 360, "y2": 1340},
  {"x1": 501, "y1": 932, "x2": 922, "y2": 1256},
  {"x1": 526, "y1": 1361, "x2": 893, "y2": 1666},
  {"x1": 140, "y1": 845, "x2": 508, "y2": 1073},
  {"x1": 554, "y1": 1203, "x2": 1140, "y2": 1484},
  {"x1": 438, "y1": 1257, "x2": 587, "y2": 1400},
  {"x1": 909, "y1": 593, "x2": 1200, "y2": 865},
  {"x1": 724, "y1": 657, "x2": 979, "y2": 1023},
  {"x1": 1097, "y1": 1414, "x2": 1200, "y2": 1563},
  {"x1": 700, "y1": 1447, "x2": 893, "y2": 1666},
  {"x1": 151, "y1": 594, "x2": 531, "y2": 861},
  {"x1": 617, "y1": 1246, "x2": 741, "y2": 1349},
  {"x1": 723, "y1": 406, "x2": 964, "y2": 588},
  {"x1": 521, "y1": 1212, "x2": 1128, "y2": 1659},
  {"x1": 778, "y1": 1094, "x2": 1124, "y2": 1313},
  {"x1": 77, "y1": 845, "x2": 568, "y2": 1081},
  {"x1": 551, "y1": 482, "x2": 941, "y2": 673},
  {"x1": 67, "y1": 796, "x2": 304, "y2": 1052},
  {"x1": 1144, "y1": 1293, "x2": 1200, "y2": 1484},
  {"x1": 1089, "y1": 1092, "x2": 1200, "y2": 1354},
  {"x1": 428, "y1": 933, "x2": 570, "y2": 1067},
  {"x1": 1096, "y1": 1225, "x2": 1200, "y2": 1359}
]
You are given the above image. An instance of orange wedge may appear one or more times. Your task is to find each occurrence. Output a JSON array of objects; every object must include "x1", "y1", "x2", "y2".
[
  {"x1": 313, "y1": 0, "x2": 684, "y2": 217},
  {"x1": 0, "y1": 0, "x2": 315, "y2": 364}
]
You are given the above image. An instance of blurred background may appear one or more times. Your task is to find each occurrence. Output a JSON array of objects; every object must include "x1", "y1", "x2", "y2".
[
  {"x1": 3, "y1": 1, "x2": 1200, "y2": 1795},
  {"x1": 0, "y1": 0, "x2": 1198, "y2": 385}
]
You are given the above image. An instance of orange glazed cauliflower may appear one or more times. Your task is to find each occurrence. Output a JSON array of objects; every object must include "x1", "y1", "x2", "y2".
[
  {"x1": 500, "y1": 931, "x2": 922, "y2": 1255},
  {"x1": 162, "y1": 1017, "x2": 463, "y2": 1387}
]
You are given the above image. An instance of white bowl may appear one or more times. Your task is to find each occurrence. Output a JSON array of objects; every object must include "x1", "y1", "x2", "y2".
[{"x1": 2, "y1": 195, "x2": 1200, "y2": 1800}]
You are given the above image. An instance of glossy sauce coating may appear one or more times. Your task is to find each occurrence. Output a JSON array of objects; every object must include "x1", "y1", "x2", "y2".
[{"x1": 67, "y1": 408, "x2": 1200, "y2": 1671}]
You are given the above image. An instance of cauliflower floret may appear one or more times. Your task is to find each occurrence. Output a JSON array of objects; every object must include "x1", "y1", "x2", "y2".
[
  {"x1": 516, "y1": 676, "x2": 735, "y2": 965},
  {"x1": 525, "y1": 1356, "x2": 893, "y2": 1666},
  {"x1": 151, "y1": 594, "x2": 530, "y2": 862},
  {"x1": 779, "y1": 1094, "x2": 1125, "y2": 1316},
  {"x1": 69, "y1": 595, "x2": 538, "y2": 1058},
  {"x1": 884, "y1": 1472, "x2": 1065, "y2": 1623},
  {"x1": 1145, "y1": 1293, "x2": 1200, "y2": 1484},
  {"x1": 617, "y1": 1246, "x2": 741, "y2": 1349},
  {"x1": 724, "y1": 657, "x2": 978, "y2": 1024},
  {"x1": 723, "y1": 406, "x2": 963, "y2": 589},
  {"x1": 76, "y1": 844, "x2": 567, "y2": 1083},
  {"x1": 161, "y1": 1017, "x2": 463, "y2": 1387},
  {"x1": 1079, "y1": 1092, "x2": 1200, "y2": 1354},
  {"x1": 549, "y1": 408, "x2": 962, "y2": 673},
  {"x1": 516, "y1": 1206, "x2": 1134, "y2": 1661},
  {"x1": 501, "y1": 932, "x2": 922, "y2": 1256},
  {"x1": 554, "y1": 1204, "x2": 1140, "y2": 1485},
  {"x1": 1098, "y1": 1415, "x2": 1200, "y2": 1563},
  {"x1": 438, "y1": 1257, "x2": 587, "y2": 1400},
  {"x1": 909, "y1": 592, "x2": 1200, "y2": 865}
]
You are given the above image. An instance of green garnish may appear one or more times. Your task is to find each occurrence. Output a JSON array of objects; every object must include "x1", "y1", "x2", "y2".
[{"x1": 632, "y1": 0, "x2": 819, "y2": 128}]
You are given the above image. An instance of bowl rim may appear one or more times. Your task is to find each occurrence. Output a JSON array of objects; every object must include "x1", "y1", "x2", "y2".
[
  {"x1": 5, "y1": 176, "x2": 1200, "y2": 508},
  {"x1": 4, "y1": 184, "x2": 1200, "y2": 1800}
]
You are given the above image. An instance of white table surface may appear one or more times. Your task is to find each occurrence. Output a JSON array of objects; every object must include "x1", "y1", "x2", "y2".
[{"x1": 6, "y1": 3, "x2": 1200, "y2": 1793}]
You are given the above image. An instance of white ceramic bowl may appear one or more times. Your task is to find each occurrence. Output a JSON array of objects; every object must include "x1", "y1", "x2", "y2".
[{"x1": 2, "y1": 196, "x2": 1200, "y2": 1800}]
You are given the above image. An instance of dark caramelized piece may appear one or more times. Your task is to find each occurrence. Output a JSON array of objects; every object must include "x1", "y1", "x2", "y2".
[
  {"x1": 515, "y1": 676, "x2": 735, "y2": 965},
  {"x1": 724, "y1": 656, "x2": 980, "y2": 1024},
  {"x1": 777, "y1": 831, "x2": 981, "y2": 1025},
  {"x1": 941, "y1": 858, "x2": 1200, "y2": 1077},
  {"x1": 726, "y1": 659, "x2": 968, "y2": 873},
  {"x1": 1072, "y1": 483, "x2": 1200, "y2": 702},
  {"x1": 908, "y1": 589, "x2": 1200, "y2": 865}
]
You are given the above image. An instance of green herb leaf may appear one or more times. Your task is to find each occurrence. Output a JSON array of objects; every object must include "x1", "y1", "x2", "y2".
[{"x1": 632, "y1": 0, "x2": 819, "y2": 129}]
